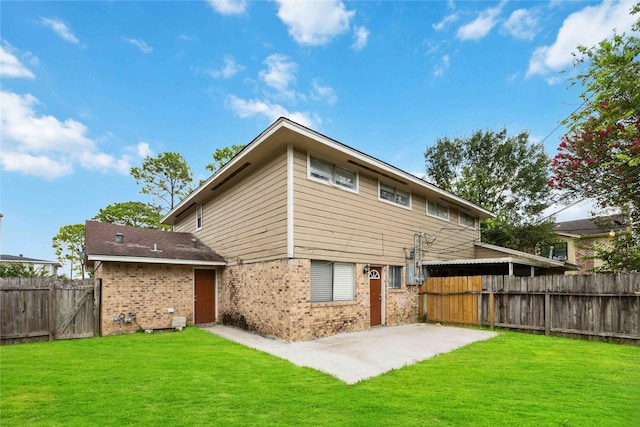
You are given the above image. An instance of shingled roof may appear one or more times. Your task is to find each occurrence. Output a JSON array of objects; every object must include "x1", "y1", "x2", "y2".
[
  {"x1": 85, "y1": 221, "x2": 225, "y2": 265},
  {"x1": 553, "y1": 215, "x2": 626, "y2": 237}
]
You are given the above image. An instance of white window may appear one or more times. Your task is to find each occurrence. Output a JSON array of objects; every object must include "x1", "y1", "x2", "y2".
[
  {"x1": 427, "y1": 200, "x2": 449, "y2": 221},
  {"x1": 379, "y1": 183, "x2": 411, "y2": 208},
  {"x1": 389, "y1": 266, "x2": 402, "y2": 289},
  {"x1": 459, "y1": 211, "x2": 476, "y2": 229},
  {"x1": 310, "y1": 261, "x2": 355, "y2": 302},
  {"x1": 196, "y1": 205, "x2": 203, "y2": 230},
  {"x1": 308, "y1": 156, "x2": 357, "y2": 192}
]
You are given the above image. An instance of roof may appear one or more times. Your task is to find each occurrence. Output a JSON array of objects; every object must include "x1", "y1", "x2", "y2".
[
  {"x1": 553, "y1": 215, "x2": 626, "y2": 237},
  {"x1": 85, "y1": 221, "x2": 226, "y2": 265},
  {"x1": 163, "y1": 117, "x2": 495, "y2": 225},
  {"x1": 424, "y1": 242, "x2": 579, "y2": 272},
  {"x1": 0, "y1": 254, "x2": 61, "y2": 266}
]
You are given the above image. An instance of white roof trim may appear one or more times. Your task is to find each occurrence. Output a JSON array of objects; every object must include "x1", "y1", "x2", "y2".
[
  {"x1": 164, "y1": 117, "x2": 494, "y2": 223},
  {"x1": 424, "y1": 257, "x2": 561, "y2": 269},
  {"x1": 87, "y1": 254, "x2": 226, "y2": 266}
]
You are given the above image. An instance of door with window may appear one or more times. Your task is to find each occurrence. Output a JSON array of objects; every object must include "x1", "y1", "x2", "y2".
[
  {"x1": 194, "y1": 269, "x2": 216, "y2": 323},
  {"x1": 369, "y1": 267, "x2": 382, "y2": 326}
]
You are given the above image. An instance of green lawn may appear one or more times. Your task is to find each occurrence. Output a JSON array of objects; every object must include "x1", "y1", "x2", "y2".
[{"x1": 1, "y1": 328, "x2": 638, "y2": 426}]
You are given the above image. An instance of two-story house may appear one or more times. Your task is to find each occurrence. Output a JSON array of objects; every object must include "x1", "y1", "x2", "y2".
[{"x1": 86, "y1": 118, "x2": 574, "y2": 340}]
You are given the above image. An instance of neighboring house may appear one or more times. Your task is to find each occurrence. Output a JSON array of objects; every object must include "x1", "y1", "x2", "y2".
[
  {"x1": 553, "y1": 215, "x2": 626, "y2": 273},
  {"x1": 86, "y1": 117, "x2": 575, "y2": 341},
  {"x1": 0, "y1": 254, "x2": 60, "y2": 276}
]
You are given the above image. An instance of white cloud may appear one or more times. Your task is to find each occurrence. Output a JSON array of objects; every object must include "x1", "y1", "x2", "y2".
[
  {"x1": 0, "y1": 42, "x2": 35, "y2": 79},
  {"x1": 456, "y1": 3, "x2": 504, "y2": 41},
  {"x1": 433, "y1": 54, "x2": 451, "y2": 78},
  {"x1": 225, "y1": 95, "x2": 320, "y2": 129},
  {"x1": 207, "y1": 0, "x2": 248, "y2": 15},
  {"x1": 40, "y1": 18, "x2": 81, "y2": 45},
  {"x1": 501, "y1": 9, "x2": 539, "y2": 40},
  {"x1": 276, "y1": 0, "x2": 355, "y2": 46},
  {"x1": 123, "y1": 38, "x2": 153, "y2": 54},
  {"x1": 310, "y1": 79, "x2": 337, "y2": 105},
  {"x1": 208, "y1": 55, "x2": 245, "y2": 79},
  {"x1": 352, "y1": 26, "x2": 369, "y2": 50},
  {"x1": 433, "y1": 13, "x2": 459, "y2": 31},
  {"x1": 527, "y1": 1, "x2": 636, "y2": 78},
  {"x1": 135, "y1": 142, "x2": 153, "y2": 158},
  {"x1": 0, "y1": 91, "x2": 143, "y2": 179},
  {"x1": 259, "y1": 54, "x2": 298, "y2": 98}
]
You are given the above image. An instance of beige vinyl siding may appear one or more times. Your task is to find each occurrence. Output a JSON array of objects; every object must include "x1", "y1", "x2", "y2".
[
  {"x1": 293, "y1": 149, "x2": 477, "y2": 264},
  {"x1": 175, "y1": 149, "x2": 288, "y2": 264}
]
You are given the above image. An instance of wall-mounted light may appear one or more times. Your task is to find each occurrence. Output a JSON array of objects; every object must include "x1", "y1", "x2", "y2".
[
  {"x1": 363, "y1": 264, "x2": 370, "y2": 274},
  {"x1": 609, "y1": 230, "x2": 616, "y2": 237}
]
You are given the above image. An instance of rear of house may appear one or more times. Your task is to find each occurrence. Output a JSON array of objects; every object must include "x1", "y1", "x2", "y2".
[
  {"x1": 164, "y1": 118, "x2": 493, "y2": 341},
  {"x1": 88, "y1": 118, "x2": 573, "y2": 341}
]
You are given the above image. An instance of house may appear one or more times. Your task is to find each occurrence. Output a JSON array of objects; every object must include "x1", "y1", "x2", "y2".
[
  {"x1": 86, "y1": 117, "x2": 576, "y2": 340},
  {"x1": 0, "y1": 254, "x2": 60, "y2": 276},
  {"x1": 553, "y1": 215, "x2": 626, "y2": 273}
]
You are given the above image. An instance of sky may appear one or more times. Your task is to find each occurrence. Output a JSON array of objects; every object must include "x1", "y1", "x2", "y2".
[{"x1": 1, "y1": 0, "x2": 638, "y2": 271}]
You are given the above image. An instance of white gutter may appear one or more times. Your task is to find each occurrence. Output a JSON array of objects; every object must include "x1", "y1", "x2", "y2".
[{"x1": 87, "y1": 255, "x2": 226, "y2": 266}]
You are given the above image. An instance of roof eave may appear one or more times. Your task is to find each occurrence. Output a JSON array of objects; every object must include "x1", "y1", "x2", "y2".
[{"x1": 87, "y1": 254, "x2": 226, "y2": 266}]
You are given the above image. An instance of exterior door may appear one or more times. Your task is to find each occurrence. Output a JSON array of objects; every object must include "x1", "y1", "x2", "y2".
[
  {"x1": 194, "y1": 269, "x2": 216, "y2": 323},
  {"x1": 369, "y1": 267, "x2": 382, "y2": 326}
]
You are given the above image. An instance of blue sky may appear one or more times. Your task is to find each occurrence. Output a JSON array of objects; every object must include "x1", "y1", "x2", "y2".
[{"x1": 1, "y1": 0, "x2": 637, "y2": 270}]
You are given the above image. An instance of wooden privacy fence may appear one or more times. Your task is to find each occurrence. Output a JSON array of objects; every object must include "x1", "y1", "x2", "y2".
[
  {"x1": 419, "y1": 273, "x2": 640, "y2": 343},
  {"x1": 0, "y1": 277, "x2": 101, "y2": 345}
]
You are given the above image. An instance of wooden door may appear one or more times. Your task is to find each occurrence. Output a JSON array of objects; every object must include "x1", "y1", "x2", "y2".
[
  {"x1": 194, "y1": 269, "x2": 216, "y2": 323},
  {"x1": 369, "y1": 267, "x2": 382, "y2": 326}
]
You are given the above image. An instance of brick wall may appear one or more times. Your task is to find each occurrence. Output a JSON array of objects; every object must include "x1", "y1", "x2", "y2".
[
  {"x1": 97, "y1": 262, "x2": 194, "y2": 336},
  {"x1": 220, "y1": 259, "x2": 418, "y2": 341}
]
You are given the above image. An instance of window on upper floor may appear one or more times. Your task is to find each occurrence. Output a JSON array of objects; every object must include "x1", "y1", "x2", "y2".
[
  {"x1": 379, "y1": 182, "x2": 411, "y2": 208},
  {"x1": 310, "y1": 260, "x2": 355, "y2": 303},
  {"x1": 196, "y1": 205, "x2": 203, "y2": 230},
  {"x1": 427, "y1": 200, "x2": 449, "y2": 221},
  {"x1": 388, "y1": 266, "x2": 403, "y2": 289},
  {"x1": 308, "y1": 156, "x2": 358, "y2": 192},
  {"x1": 459, "y1": 211, "x2": 476, "y2": 229}
]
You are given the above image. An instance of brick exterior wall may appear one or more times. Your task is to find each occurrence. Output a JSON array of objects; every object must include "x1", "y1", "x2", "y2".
[
  {"x1": 97, "y1": 262, "x2": 194, "y2": 336},
  {"x1": 219, "y1": 259, "x2": 419, "y2": 341},
  {"x1": 96, "y1": 259, "x2": 420, "y2": 340}
]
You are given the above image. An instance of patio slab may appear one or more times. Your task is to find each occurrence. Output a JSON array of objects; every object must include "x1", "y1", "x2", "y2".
[{"x1": 200, "y1": 323, "x2": 498, "y2": 384}]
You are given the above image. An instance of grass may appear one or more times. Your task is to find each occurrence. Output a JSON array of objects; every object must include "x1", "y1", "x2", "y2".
[{"x1": 1, "y1": 328, "x2": 638, "y2": 426}]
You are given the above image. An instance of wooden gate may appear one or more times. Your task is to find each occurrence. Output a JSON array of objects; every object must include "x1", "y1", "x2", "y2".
[
  {"x1": 0, "y1": 278, "x2": 101, "y2": 345},
  {"x1": 419, "y1": 276, "x2": 482, "y2": 325}
]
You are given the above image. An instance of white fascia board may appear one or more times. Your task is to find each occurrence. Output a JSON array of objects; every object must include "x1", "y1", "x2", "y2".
[
  {"x1": 87, "y1": 254, "x2": 226, "y2": 266},
  {"x1": 474, "y1": 241, "x2": 566, "y2": 267}
]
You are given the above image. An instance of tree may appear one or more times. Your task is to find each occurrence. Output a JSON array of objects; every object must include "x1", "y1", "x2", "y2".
[
  {"x1": 52, "y1": 224, "x2": 86, "y2": 279},
  {"x1": 93, "y1": 201, "x2": 167, "y2": 229},
  {"x1": 548, "y1": 4, "x2": 639, "y2": 271},
  {"x1": 425, "y1": 128, "x2": 558, "y2": 254},
  {"x1": 130, "y1": 152, "x2": 193, "y2": 213},
  {"x1": 205, "y1": 144, "x2": 246, "y2": 173},
  {"x1": 0, "y1": 262, "x2": 50, "y2": 278}
]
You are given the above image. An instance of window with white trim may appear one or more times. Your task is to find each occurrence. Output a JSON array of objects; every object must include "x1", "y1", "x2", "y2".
[
  {"x1": 196, "y1": 205, "x2": 203, "y2": 230},
  {"x1": 310, "y1": 261, "x2": 355, "y2": 302},
  {"x1": 308, "y1": 156, "x2": 357, "y2": 192},
  {"x1": 427, "y1": 200, "x2": 449, "y2": 221},
  {"x1": 459, "y1": 211, "x2": 476, "y2": 229},
  {"x1": 388, "y1": 266, "x2": 402, "y2": 289},
  {"x1": 379, "y1": 182, "x2": 410, "y2": 208}
]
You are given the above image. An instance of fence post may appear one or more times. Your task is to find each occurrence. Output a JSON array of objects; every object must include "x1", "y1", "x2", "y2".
[
  {"x1": 94, "y1": 278, "x2": 101, "y2": 336},
  {"x1": 48, "y1": 279, "x2": 55, "y2": 341},
  {"x1": 489, "y1": 292, "x2": 495, "y2": 330},
  {"x1": 544, "y1": 293, "x2": 551, "y2": 336}
]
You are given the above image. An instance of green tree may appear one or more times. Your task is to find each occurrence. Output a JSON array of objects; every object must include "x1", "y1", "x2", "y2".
[
  {"x1": 0, "y1": 262, "x2": 50, "y2": 278},
  {"x1": 425, "y1": 128, "x2": 558, "y2": 254},
  {"x1": 52, "y1": 224, "x2": 86, "y2": 279},
  {"x1": 205, "y1": 144, "x2": 246, "y2": 173},
  {"x1": 131, "y1": 152, "x2": 193, "y2": 213},
  {"x1": 549, "y1": 4, "x2": 639, "y2": 271},
  {"x1": 93, "y1": 201, "x2": 167, "y2": 229}
]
